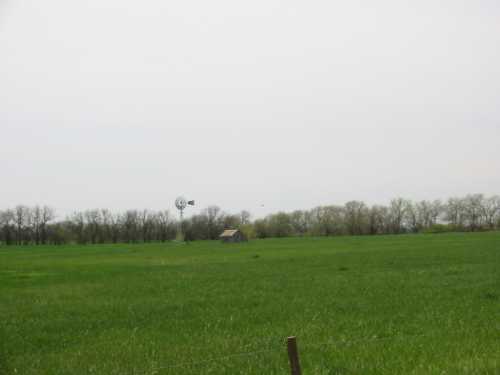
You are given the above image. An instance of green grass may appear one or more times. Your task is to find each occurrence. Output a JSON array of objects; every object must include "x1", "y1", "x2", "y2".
[{"x1": 1, "y1": 233, "x2": 499, "y2": 374}]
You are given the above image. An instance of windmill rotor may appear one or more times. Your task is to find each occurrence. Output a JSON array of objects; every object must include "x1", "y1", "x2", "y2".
[{"x1": 175, "y1": 196, "x2": 187, "y2": 211}]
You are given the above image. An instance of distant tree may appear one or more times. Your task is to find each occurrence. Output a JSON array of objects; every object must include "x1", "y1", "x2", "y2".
[
  {"x1": 267, "y1": 212, "x2": 293, "y2": 237},
  {"x1": 157, "y1": 210, "x2": 174, "y2": 242},
  {"x1": 139, "y1": 209, "x2": 155, "y2": 242},
  {"x1": 239, "y1": 210, "x2": 251, "y2": 225},
  {"x1": 70, "y1": 212, "x2": 86, "y2": 244},
  {"x1": 253, "y1": 218, "x2": 269, "y2": 238},
  {"x1": 109, "y1": 212, "x2": 122, "y2": 243},
  {"x1": 47, "y1": 222, "x2": 70, "y2": 245},
  {"x1": 31, "y1": 206, "x2": 42, "y2": 245},
  {"x1": 428, "y1": 200, "x2": 443, "y2": 226},
  {"x1": 40, "y1": 206, "x2": 55, "y2": 244},
  {"x1": 481, "y1": 196, "x2": 500, "y2": 230},
  {"x1": 389, "y1": 198, "x2": 408, "y2": 234},
  {"x1": 445, "y1": 197, "x2": 465, "y2": 230},
  {"x1": 205, "y1": 206, "x2": 224, "y2": 240},
  {"x1": 222, "y1": 214, "x2": 241, "y2": 229},
  {"x1": 123, "y1": 210, "x2": 139, "y2": 243},
  {"x1": 310, "y1": 206, "x2": 345, "y2": 236},
  {"x1": 290, "y1": 210, "x2": 309, "y2": 236},
  {"x1": 239, "y1": 223, "x2": 256, "y2": 239},
  {"x1": 404, "y1": 201, "x2": 420, "y2": 233},
  {"x1": 344, "y1": 201, "x2": 368, "y2": 235},
  {"x1": 0, "y1": 209, "x2": 15, "y2": 245},
  {"x1": 189, "y1": 214, "x2": 209, "y2": 240},
  {"x1": 99, "y1": 209, "x2": 112, "y2": 243},
  {"x1": 367, "y1": 205, "x2": 389, "y2": 235},
  {"x1": 85, "y1": 209, "x2": 101, "y2": 244},
  {"x1": 463, "y1": 194, "x2": 484, "y2": 231},
  {"x1": 14, "y1": 205, "x2": 29, "y2": 245}
]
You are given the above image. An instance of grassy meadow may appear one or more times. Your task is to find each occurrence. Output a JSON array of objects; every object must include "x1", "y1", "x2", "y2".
[{"x1": 1, "y1": 233, "x2": 499, "y2": 374}]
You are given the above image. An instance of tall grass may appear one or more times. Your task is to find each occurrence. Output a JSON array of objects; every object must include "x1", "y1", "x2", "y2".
[{"x1": 1, "y1": 232, "x2": 499, "y2": 374}]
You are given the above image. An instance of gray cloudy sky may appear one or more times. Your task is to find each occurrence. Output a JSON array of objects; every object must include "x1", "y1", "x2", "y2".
[{"x1": 1, "y1": 0, "x2": 499, "y2": 218}]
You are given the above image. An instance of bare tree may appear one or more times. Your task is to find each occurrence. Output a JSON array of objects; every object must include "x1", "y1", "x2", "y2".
[
  {"x1": 239, "y1": 210, "x2": 251, "y2": 225},
  {"x1": 253, "y1": 218, "x2": 269, "y2": 238},
  {"x1": 290, "y1": 210, "x2": 309, "y2": 236},
  {"x1": 267, "y1": 212, "x2": 293, "y2": 237},
  {"x1": 428, "y1": 200, "x2": 443, "y2": 226},
  {"x1": 205, "y1": 206, "x2": 223, "y2": 239},
  {"x1": 30, "y1": 206, "x2": 42, "y2": 245},
  {"x1": 85, "y1": 209, "x2": 102, "y2": 244},
  {"x1": 310, "y1": 205, "x2": 345, "y2": 236},
  {"x1": 463, "y1": 194, "x2": 484, "y2": 231},
  {"x1": 389, "y1": 198, "x2": 408, "y2": 234},
  {"x1": 157, "y1": 210, "x2": 173, "y2": 242},
  {"x1": 109, "y1": 212, "x2": 122, "y2": 243},
  {"x1": 123, "y1": 210, "x2": 139, "y2": 243},
  {"x1": 445, "y1": 197, "x2": 464, "y2": 229},
  {"x1": 368, "y1": 205, "x2": 389, "y2": 235},
  {"x1": 344, "y1": 201, "x2": 368, "y2": 235},
  {"x1": 99, "y1": 209, "x2": 112, "y2": 243},
  {"x1": 13, "y1": 205, "x2": 29, "y2": 245},
  {"x1": 139, "y1": 209, "x2": 150, "y2": 242},
  {"x1": 70, "y1": 212, "x2": 86, "y2": 244},
  {"x1": 40, "y1": 206, "x2": 55, "y2": 244},
  {"x1": 404, "y1": 201, "x2": 420, "y2": 233},
  {"x1": 480, "y1": 195, "x2": 500, "y2": 230},
  {"x1": 0, "y1": 209, "x2": 15, "y2": 245}
]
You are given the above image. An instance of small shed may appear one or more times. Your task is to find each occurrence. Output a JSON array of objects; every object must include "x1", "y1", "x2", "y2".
[{"x1": 219, "y1": 229, "x2": 247, "y2": 243}]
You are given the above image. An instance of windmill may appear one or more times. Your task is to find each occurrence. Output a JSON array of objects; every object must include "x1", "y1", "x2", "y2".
[{"x1": 175, "y1": 196, "x2": 194, "y2": 240}]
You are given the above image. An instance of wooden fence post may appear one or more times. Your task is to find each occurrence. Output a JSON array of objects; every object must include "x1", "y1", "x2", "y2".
[{"x1": 287, "y1": 336, "x2": 302, "y2": 375}]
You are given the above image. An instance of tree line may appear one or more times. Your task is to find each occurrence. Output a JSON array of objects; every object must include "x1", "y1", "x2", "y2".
[
  {"x1": 0, "y1": 194, "x2": 499, "y2": 246},
  {"x1": 0, "y1": 205, "x2": 251, "y2": 245},
  {"x1": 253, "y1": 194, "x2": 500, "y2": 238}
]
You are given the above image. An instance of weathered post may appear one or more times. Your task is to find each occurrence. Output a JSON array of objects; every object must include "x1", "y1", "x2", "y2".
[{"x1": 287, "y1": 336, "x2": 302, "y2": 375}]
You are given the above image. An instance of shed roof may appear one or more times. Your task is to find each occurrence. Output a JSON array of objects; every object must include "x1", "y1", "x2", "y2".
[{"x1": 219, "y1": 229, "x2": 239, "y2": 238}]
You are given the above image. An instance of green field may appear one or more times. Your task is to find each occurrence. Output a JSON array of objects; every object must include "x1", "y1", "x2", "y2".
[{"x1": 1, "y1": 233, "x2": 499, "y2": 374}]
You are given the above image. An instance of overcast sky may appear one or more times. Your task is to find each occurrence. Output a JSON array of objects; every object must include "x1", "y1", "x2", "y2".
[{"x1": 1, "y1": 0, "x2": 499, "y2": 219}]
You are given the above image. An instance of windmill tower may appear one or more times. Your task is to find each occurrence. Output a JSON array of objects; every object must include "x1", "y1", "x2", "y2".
[{"x1": 175, "y1": 196, "x2": 194, "y2": 240}]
